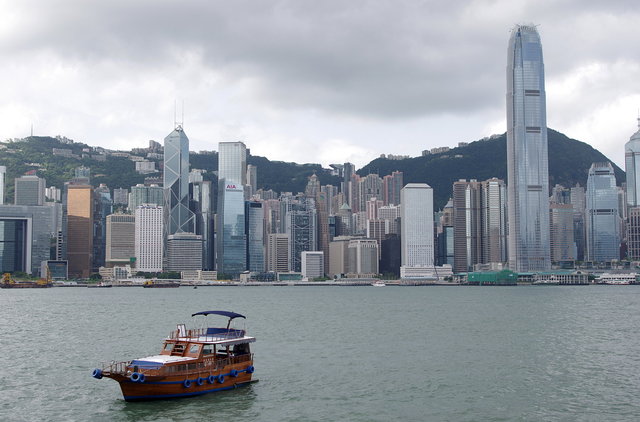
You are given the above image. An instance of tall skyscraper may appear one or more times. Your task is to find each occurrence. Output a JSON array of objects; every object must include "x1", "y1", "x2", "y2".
[
  {"x1": 93, "y1": 184, "x2": 112, "y2": 271},
  {"x1": 383, "y1": 171, "x2": 403, "y2": 206},
  {"x1": 0, "y1": 166, "x2": 5, "y2": 205},
  {"x1": 342, "y1": 162, "x2": 355, "y2": 207},
  {"x1": 549, "y1": 203, "x2": 575, "y2": 263},
  {"x1": 135, "y1": 204, "x2": 163, "y2": 272},
  {"x1": 164, "y1": 126, "x2": 194, "y2": 236},
  {"x1": 506, "y1": 24, "x2": 551, "y2": 271},
  {"x1": 316, "y1": 190, "x2": 330, "y2": 274},
  {"x1": 481, "y1": 178, "x2": 508, "y2": 265},
  {"x1": 586, "y1": 162, "x2": 620, "y2": 262},
  {"x1": 14, "y1": 175, "x2": 46, "y2": 206},
  {"x1": 625, "y1": 118, "x2": 640, "y2": 207},
  {"x1": 571, "y1": 184, "x2": 587, "y2": 261},
  {"x1": 190, "y1": 179, "x2": 214, "y2": 270},
  {"x1": 267, "y1": 233, "x2": 289, "y2": 273},
  {"x1": 67, "y1": 185, "x2": 94, "y2": 278},
  {"x1": 217, "y1": 141, "x2": 247, "y2": 277},
  {"x1": 627, "y1": 208, "x2": 640, "y2": 260},
  {"x1": 452, "y1": 178, "x2": 507, "y2": 272},
  {"x1": 246, "y1": 201, "x2": 265, "y2": 273},
  {"x1": 453, "y1": 179, "x2": 482, "y2": 273},
  {"x1": 246, "y1": 164, "x2": 257, "y2": 198},
  {"x1": 400, "y1": 183, "x2": 434, "y2": 278},
  {"x1": 218, "y1": 142, "x2": 247, "y2": 185},
  {"x1": 285, "y1": 197, "x2": 317, "y2": 272}
]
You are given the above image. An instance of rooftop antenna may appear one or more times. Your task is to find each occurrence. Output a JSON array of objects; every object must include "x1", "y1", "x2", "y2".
[
  {"x1": 174, "y1": 100, "x2": 184, "y2": 130},
  {"x1": 637, "y1": 109, "x2": 639, "y2": 129},
  {"x1": 30, "y1": 124, "x2": 33, "y2": 137}
]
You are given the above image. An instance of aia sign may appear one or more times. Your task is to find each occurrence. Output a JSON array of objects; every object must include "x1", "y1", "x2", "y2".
[{"x1": 226, "y1": 184, "x2": 237, "y2": 189}]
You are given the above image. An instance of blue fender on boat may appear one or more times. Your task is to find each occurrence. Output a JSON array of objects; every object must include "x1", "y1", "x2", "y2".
[
  {"x1": 183, "y1": 379, "x2": 192, "y2": 388},
  {"x1": 196, "y1": 377, "x2": 204, "y2": 386},
  {"x1": 130, "y1": 372, "x2": 141, "y2": 382},
  {"x1": 217, "y1": 375, "x2": 225, "y2": 384},
  {"x1": 138, "y1": 373, "x2": 145, "y2": 383},
  {"x1": 208, "y1": 375, "x2": 216, "y2": 384},
  {"x1": 230, "y1": 369, "x2": 239, "y2": 377},
  {"x1": 92, "y1": 368, "x2": 103, "y2": 379},
  {"x1": 246, "y1": 365, "x2": 255, "y2": 374}
]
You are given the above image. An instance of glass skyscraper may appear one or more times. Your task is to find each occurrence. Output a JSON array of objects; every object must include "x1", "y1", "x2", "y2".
[
  {"x1": 625, "y1": 119, "x2": 640, "y2": 207},
  {"x1": 506, "y1": 25, "x2": 551, "y2": 271},
  {"x1": 246, "y1": 201, "x2": 265, "y2": 273},
  {"x1": 586, "y1": 162, "x2": 620, "y2": 262},
  {"x1": 217, "y1": 141, "x2": 247, "y2": 276},
  {"x1": 163, "y1": 126, "x2": 195, "y2": 236}
]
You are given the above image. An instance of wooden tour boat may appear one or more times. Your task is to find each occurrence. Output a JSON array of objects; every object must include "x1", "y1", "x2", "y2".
[{"x1": 92, "y1": 310, "x2": 256, "y2": 401}]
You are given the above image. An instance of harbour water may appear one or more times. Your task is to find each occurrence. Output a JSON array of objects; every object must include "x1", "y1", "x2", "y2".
[{"x1": 2, "y1": 285, "x2": 640, "y2": 421}]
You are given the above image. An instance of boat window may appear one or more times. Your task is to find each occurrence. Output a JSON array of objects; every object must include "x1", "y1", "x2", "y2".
[
  {"x1": 188, "y1": 344, "x2": 201, "y2": 355},
  {"x1": 202, "y1": 344, "x2": 214, "y2": 355},
  {"x1": 164, "y1": 343, "x2": 174, "y2": 352},
  {"x1": 233, "y1": 343, "x2": 250, "y2": 355}
]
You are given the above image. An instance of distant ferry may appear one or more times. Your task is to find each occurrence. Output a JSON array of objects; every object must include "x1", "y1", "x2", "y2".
[
  {"x1": 371, "y1": 281, "x2": 386, "y2": 287},
  {"x1": 597, "y1": 273, "x2": 636, "y2": 285},
  {"x1": 92, "y1": 311, "x2": 256, "y2": 401},
  {"x1": 87, "y1": 282, "x2": 112, "y2": 288}
]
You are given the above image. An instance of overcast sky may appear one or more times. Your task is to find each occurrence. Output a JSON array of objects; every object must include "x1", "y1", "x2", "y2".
[{"x1": 1, "y1": 0, "x2": 639, "y2": 168}]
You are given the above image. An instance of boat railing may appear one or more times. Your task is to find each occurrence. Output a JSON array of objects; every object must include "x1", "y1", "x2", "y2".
[
  {"x1": 169, "y1": 327, "x2": 246, "y2": 341},
  {"x1": 102, "y1": 353, "x2": 253, "y2": 377}
]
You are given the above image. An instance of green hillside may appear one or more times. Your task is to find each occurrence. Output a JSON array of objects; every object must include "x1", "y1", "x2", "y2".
[
  {"x1": 0, "y1": 136, "x2": 341, "y2": 203},
  {"x1": 0, "y1": 129, "x2": 623, "y2": 211},
  {"x1": 358, "y1": 129, "x2": 624, "y2": 209}
]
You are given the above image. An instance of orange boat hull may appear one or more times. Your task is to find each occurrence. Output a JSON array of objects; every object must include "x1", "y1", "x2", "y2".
[{"x1": 110, "y1": 361, "x2": 255, "y2": 401}]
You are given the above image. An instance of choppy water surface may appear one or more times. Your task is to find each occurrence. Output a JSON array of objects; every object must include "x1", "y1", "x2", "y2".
[{"x1": 2, "y1": 285, "x2": 640, "y2": 421}]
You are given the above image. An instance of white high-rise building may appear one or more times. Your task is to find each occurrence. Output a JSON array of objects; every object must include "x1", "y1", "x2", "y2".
[
  {"x1": 0, "y1": 166, "x2": 5, "y2": 205},
  {"x1": 506, "y1": 24, "x2": 551, "y2": 272},
  {"x1": 135, "y1": 204, "x2": 164, "y2": 272},
  {"x1": 625, "y1": 118, "x2": 640, "y2": 207},
  {"x1": 400, "y1": 183, "x2": 434, "y2": 278},
  {"x1": 301, "y1": 251, "x2": 324, "y2": 279},
  {"x1": 106, "y1": 213, "x2": 135, "y2": 266}
]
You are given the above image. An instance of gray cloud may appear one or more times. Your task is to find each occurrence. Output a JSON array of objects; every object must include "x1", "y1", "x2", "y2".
[{"x1": 1, "y1": 0, "x2": 639, "y2": 167}]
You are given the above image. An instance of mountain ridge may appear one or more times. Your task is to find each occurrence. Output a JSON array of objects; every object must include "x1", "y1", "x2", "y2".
[{"x1": 0, "y1": 129, "x2": 624, "y2": 210}]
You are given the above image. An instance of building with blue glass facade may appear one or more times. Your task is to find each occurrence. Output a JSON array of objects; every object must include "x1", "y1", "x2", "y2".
[
  {"x1": 625, "y1": 119, "x2": 640, "y2": 207},
  {"x1": 586, "y1": 162, "x2": 620, "y2": 262},
  {"x1": 506, "y1": 24, "x2": 551, "y2": 272},
  {"x1": 217, "y1": 141, "x2": 248, "y2": 277},
  {"x1": 163, "y1": 126, "x2": 195, "y2": 236},
  {"x1": 246, "y1": 201, "x2": 265, "y2": 273}
]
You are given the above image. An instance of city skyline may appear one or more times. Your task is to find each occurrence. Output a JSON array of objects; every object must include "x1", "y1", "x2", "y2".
[{"x1": 0, "y1": 2, "x2": 638, "y2": 168}]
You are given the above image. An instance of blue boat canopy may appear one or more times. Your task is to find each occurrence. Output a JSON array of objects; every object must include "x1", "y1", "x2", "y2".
[{"x1": 191, "y1": 310, "x2": 246, "y2": 319}]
